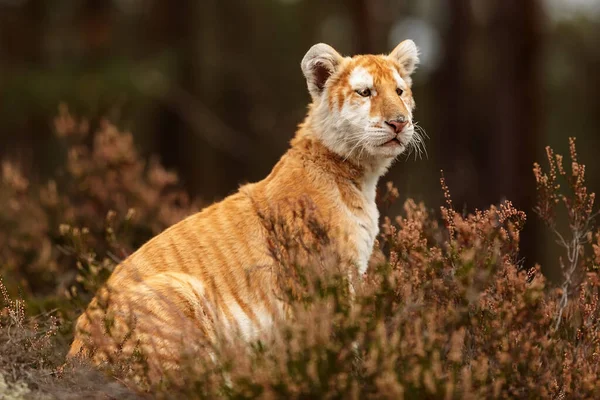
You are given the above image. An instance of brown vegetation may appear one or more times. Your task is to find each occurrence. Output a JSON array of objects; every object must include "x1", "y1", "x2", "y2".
[{"x1": 1, "y1": 108, "x2": 599, "y2": 398}]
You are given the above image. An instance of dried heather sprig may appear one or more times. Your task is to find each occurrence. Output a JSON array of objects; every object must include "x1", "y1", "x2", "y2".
[{"x1": 533, "y1": 138, "x2": 597, "y2": 330}]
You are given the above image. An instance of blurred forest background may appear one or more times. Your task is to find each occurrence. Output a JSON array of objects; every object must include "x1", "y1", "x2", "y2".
[{"x1": 1, "y1": 0, "x2": 599, "y2": 280}]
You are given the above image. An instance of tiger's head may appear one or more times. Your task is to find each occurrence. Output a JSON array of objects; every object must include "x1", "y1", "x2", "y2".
[{"x1": 301, "y1": 40, "x2": 422, "y2": 166}]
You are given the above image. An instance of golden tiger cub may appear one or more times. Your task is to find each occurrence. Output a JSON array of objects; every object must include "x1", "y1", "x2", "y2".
[{"x1": 68, "y1": 40, "x2": 421, "y2": 374}]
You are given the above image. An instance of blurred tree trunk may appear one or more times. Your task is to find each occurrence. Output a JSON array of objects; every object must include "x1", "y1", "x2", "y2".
[
  {"x1": 349, "y1": 0, "x2": 398, "y2": 53},
  {"x1": 432, "y1": 0, "x2": 477, "y2": 207},
  {"x1": 80, "y1": 0, "x2": 113, "y2": 62},
  {"x1": 0, "y1": 0, "x2": 46, "y2": 174},
  {"x1": 350, "y1": 0, "x2": 375, "y2": 53},
  {"x1": 434, "y1": 0, "x2": 543, "y2": 266},
  {"x1": 0, "y1": 0, "x2": 44, "y2": 64},
  {"x1": 488, "y1": 0, "x2": 543, "y2": 265},
  {"x1": 152, "y1": 1, "x2": 214, "y2": 198}
]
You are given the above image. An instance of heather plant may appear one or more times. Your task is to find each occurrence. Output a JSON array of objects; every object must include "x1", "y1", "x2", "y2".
[
  {"x1": 534, "y1": 138, "x2": 598, "y2": 330},
  {"x1": 151, "y1": 198, "x2": 547, "y2": 398},
  {"x1": 122, "y1": 138, "x2": 598, "y2": 398},
  {"x1": 2, "y1": 106, "x2": 600, "y2": 398},
  {"x1": 0, "y1": 279, "x2": 141, "y2": 399},
  {"x1": 85, "y1": 163, "x2": 597, "y2": 398},
  {"x1": 0, "y1": 104, "x2": 198, "y2": 306}
]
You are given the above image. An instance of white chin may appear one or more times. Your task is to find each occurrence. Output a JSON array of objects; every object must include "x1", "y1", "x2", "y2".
[{"x1": 368, "y1": 142, "x2": 406, "y2": 158}]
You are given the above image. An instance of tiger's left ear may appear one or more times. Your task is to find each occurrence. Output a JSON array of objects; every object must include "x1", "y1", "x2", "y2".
[{"x1": 389, "y1": 40, "x2": 420, "y2": 78}]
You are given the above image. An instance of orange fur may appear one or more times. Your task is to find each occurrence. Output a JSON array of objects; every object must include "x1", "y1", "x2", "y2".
[{"x1": 68, "y1": 40, "x2": 421, "y2": 377}]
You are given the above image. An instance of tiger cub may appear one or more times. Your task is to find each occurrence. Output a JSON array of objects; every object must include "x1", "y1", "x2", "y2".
[{"x1": 68, "y1": 40, "x2": 421, "y2": 375}]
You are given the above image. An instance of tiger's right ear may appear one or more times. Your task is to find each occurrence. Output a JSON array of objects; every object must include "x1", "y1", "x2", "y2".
[{"x1": 301, "y1": 43, "x2": 343, "y2": 101}]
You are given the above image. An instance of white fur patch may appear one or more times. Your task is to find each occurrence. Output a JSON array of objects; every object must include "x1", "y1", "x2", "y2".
[
  {"x1": 227, "y1": 301, "x2": 254, "y2": 338},
  {"x1": 354, "y1": 173, "x2": 380, "y2": 275},
  {"x1": 390, "y1": 68, "x2": 413, "y2": 119},
  {"x1": 390, "y1": 68, "x2": 407, "y2": 90},
  {"x1": 225, "y1": 305, "x2": 278, "y2": 342},
  {"x1": 154, "y1": 273, "x2": 271, "y2": 342},
  {"x1": 349, "y1": 67, "x2": 374, "y2": 91}
]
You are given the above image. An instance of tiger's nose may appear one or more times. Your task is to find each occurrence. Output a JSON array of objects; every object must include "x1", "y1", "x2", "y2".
[{"x1": 385, "y1": 119, "x2": 408, "y2": 133}]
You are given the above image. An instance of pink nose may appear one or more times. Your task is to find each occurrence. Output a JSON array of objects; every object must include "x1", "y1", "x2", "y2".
[{"x1": 385, "y1": 119, "x2": 408, "y2": 133}]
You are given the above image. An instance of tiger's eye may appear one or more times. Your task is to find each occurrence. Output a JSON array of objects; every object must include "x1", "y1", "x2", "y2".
[
  {"x1": 356, "y1": 88, "x2": 371, "y2": 97},
  {"x1": 396, "y1": 88, "x2": 404, "y2": 96}
]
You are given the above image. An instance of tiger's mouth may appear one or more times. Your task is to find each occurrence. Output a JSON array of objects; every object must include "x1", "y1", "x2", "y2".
[{"x1": 381, "y1": 137, "x2": 402, "y2": 147}]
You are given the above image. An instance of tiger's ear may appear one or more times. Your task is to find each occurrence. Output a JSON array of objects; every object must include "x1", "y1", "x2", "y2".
[
  {"x1": 389, "y1": 39, "x2": 420, "y2": 78},
  {"x1": 301, "y1": 43, "x2": 343, "y2": 101}
]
